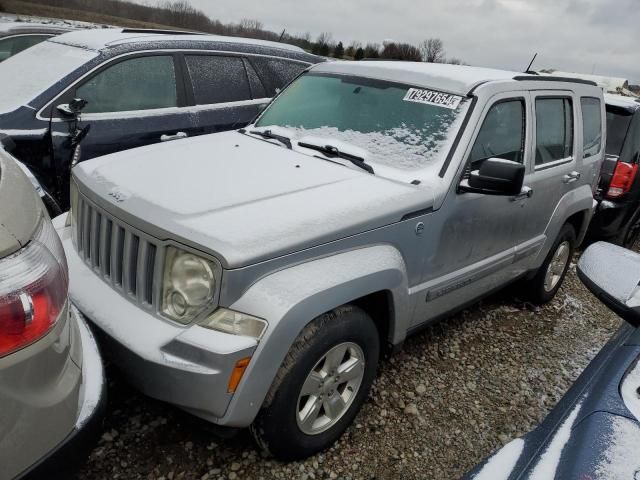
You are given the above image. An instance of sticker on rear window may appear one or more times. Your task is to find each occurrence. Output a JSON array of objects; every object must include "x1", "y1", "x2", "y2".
[{"x1": 403, "y1": 88, "x2": 463, "y2": 109}]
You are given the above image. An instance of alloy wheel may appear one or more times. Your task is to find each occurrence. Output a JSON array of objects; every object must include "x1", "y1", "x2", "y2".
[
  {"x1": 296, "y1": 342, "x2": 365, "y2": 435},
  {"x1": 544, "y1": 240, "x2": 571, "y2": 292}
]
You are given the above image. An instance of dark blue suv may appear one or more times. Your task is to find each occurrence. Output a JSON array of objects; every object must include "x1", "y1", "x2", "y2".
[{"x1": 0, "y1": 28, "x2": 323, "y2": 211}]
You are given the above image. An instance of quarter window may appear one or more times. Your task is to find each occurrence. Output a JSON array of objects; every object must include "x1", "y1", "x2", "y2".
[
  {"x1": 77, "y1": 56, "x2": 177, "y2": 113},
  {"x1": 469, "y1": 99, "x2": 525, "y2": 165},
  {"x1": 581, "y1": 98, "x2": 602, "y2": 158},
  {"x1": 185, "y1": 55, "x2": 251, "y2": 105},
  {"x1": 248, "y1": 57, "x2": 307, "y2": 96},
  {"x1": 535, "y1": 98, "x2": 573, "y2": 166}
]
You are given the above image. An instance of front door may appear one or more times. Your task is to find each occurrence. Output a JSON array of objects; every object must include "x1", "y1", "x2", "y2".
[{"x1": 412, "y1": 93, "x2": 532, "y2": 326}]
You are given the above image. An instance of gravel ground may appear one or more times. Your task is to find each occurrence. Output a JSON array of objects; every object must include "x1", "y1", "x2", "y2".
[{"x1": 77, "y1": 260, "x2": 622, "y2": 480}]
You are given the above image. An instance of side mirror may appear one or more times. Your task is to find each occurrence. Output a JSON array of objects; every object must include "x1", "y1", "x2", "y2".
[
  {"x1": 459, "y1": 158, "x2": 525, "y2": 196},
  {"x1": 56, "y1": 98, "x2": 88, "y2": 118},
  {"x1": 577, "y1": 242, "x2": 640, "y2": 327}
]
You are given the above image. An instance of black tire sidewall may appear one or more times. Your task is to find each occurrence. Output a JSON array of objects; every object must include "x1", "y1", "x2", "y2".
[
  {"x1": 253, "y1": 307, "x2": 379, "y2": 460},
  {"x1": 529, "y1": 224, "x2": 576, "y2": 304}
]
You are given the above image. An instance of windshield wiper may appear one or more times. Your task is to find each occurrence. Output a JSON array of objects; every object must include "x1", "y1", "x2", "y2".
[
  {"x1": 249, "y1": 129, "x2": 292, "y2": 149},
  {"x1": 297, "y1": 142, "x2": 374, "y2": 174}
]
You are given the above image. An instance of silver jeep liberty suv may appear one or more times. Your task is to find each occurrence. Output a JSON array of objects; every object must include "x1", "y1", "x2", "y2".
[{"x1": 56, "y1": 61, "x2": 605, "y2": 459}]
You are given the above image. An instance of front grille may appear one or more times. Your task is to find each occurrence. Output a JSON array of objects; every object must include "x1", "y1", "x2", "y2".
[{"x1": 74, "y1": 194, "x2": 159, "y2": 308}]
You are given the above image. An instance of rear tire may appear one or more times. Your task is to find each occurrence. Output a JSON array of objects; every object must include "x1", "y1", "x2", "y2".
[
  {"x1": 250, "y1": 305, "x2": 379, "y2": 461},
  {"x1": 617, "y1": 208, "x2": 640, "y2": 250},
  {"x1": 523, "y1": 223, "x2": 576, "y2": 305}
]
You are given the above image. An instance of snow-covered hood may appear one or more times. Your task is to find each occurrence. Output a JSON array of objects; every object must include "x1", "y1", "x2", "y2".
[{"x1": 73, "y1": 131, "x2": 432, "y2": 268}]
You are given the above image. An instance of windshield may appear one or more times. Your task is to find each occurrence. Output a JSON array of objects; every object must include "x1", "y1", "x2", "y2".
[
  {"x1": 255, "y1": 72, "x2": 470, "y2": 176},
  {"x1": 0, "y1": 40, "x2": 96, "y2": 114},
  {"x1": 605, "y1": 107, "x2": 633, "y2": 157}
]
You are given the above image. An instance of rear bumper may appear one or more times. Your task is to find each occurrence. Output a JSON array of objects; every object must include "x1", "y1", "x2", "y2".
[
  {"x1": 588, "y1": 198, "x2": 636, "y2": 241},
  {"x1": 17, "y1": 308, "x2": 106, "y2": 480}
]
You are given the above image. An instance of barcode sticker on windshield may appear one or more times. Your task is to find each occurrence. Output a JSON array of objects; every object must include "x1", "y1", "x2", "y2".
[{"x1": 403, "y1": 88, "x2": 463, "y2": 109}]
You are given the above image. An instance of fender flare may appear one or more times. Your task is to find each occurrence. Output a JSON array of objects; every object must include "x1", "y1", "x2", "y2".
[{"x1": 217, "y1": 244, "x2": 409, "y2": 427}]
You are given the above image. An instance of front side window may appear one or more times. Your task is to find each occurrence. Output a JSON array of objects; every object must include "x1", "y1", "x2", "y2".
[
  {"x1": 535, "y1": 98, "x2": 573, "y2": 166},
  {"x1": 581, "y1": 97, "x2": 602, "y2": 158},
  {"x1": 77, "y1": 55, "x2": 177, "y2": 114},
  {"x1": 255, "y1": 72, "x2": 470, "y2": 173},
  {"x1": 469, "y1": 99, "x2": 525, "y2": 165},
  {"x1": 0, "y1": 34, "x2": 52, "y2": 61},
  {"x1": 185, "y1": 55, "x2": 251, "y2": 105}
]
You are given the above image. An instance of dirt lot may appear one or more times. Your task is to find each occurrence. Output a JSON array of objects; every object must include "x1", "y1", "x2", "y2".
[{"x1": 76, "y1": 258, "x2": 622, "y2": 480}]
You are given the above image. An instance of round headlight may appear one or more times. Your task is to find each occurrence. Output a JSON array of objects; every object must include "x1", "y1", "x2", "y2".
[{"x1": 161, "y1": 247, "x2": 219, "y2": 323}]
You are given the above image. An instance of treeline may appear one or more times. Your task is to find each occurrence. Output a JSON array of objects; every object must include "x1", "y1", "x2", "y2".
[{"x1": 15, "y1": 0, "x2": 465, "y2": 63}]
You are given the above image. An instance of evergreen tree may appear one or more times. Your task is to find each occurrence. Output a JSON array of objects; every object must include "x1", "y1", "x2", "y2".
[
  {"x1": 333, "y1": 41, "x2": 345, "y2": 58},
  {"x1": 354, "y1": 47, "x2": 365, "y2": 60}
]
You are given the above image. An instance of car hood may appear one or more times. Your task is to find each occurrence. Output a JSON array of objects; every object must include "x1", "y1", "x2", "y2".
[{"x1": 73, "y1": 131, "x2": 432, "y2": 268}]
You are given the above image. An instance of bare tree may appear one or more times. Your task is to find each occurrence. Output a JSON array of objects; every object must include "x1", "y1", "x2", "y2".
[
  {"x1": 381, "y1": 42, "x2": 422, "y2": 62},
  {"x1": 420, "y1": 38, "x2": 446, "y2": 63}
]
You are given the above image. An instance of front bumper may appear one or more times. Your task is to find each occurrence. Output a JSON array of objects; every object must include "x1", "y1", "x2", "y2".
[
  {"x1": 56, "y1": 223, "x2": 257, "y2": 424},
  {"x1": 17, "y1": 306, "x2": 106, "y2": 480}
]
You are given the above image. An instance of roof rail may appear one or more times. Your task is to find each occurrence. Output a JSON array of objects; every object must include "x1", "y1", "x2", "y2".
[
  {"x1": 513, "y1": 75, "x2": 597, "y2": 86},
  {"x1": 120, "y1": 28, "x2": 204, "y2": 36}
]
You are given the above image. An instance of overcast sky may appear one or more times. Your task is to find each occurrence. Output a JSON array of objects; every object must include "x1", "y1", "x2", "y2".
[{"x1": 158, "y1": 0, "x2": 639, "y2": 84}]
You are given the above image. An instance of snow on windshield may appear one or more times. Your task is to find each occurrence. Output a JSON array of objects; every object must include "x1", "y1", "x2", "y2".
[
  {"x1": 0, "y1": 39, "x2": 96, "y2": 114},
  {"x1": 255, "y1": 73, "x2": 469, "y2": 174}
]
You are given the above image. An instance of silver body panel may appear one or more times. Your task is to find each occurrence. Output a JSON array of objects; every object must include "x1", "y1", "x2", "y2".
[
  {"x1": 61, "y1": 64, "x2": 605, "y2": 428},
  {"x1": 0, "y1": 155, "x2": 104, "y2": 479}
]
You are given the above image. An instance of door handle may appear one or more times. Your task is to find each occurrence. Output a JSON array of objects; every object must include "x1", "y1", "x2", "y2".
[
  {"x1": 511, "y1": 186, "x2": 533, "y2": 201},
  {"x1": 562, "y1": 171, "x2": 581, "y2": 184},
  {"x1": 160, "y1": 132, "x2": 188, "y2": 142}
]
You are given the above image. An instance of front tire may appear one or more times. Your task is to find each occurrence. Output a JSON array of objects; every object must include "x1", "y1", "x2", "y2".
[
  {"x1": 523, "y1": 223, "x2": 576, "y2": 305},
  {"x1": 251, "y1": 305, "x2": 380, "y2": 461}
]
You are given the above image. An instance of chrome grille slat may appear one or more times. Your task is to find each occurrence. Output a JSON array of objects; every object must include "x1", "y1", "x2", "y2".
[{"x1": 74, "y1": 195, "x2": 159, "y2": 311}]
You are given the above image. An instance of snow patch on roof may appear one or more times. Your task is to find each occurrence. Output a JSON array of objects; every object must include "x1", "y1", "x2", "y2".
[
  {"x1": 594, "y1": 416, "x2": 640, "y2": 480},
  {"x1": 605, "y1": 93, "x2": 640, "y2": 110},
  {"x1": 472, "y1": 438, "x2": 524, "y2": 480},
  {"x1": 51, "y1": 27, "x2": 304, "y2": 53},
  {"x1": 312, "y1": 61, "x2": 522, "y2": 95},
  {"x1": 528, "y1": 401, "x2": 583, "y2": 480}
]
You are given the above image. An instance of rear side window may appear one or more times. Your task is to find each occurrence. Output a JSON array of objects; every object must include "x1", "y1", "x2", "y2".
[
  {"x1": 77, "y1": 55, "x2": 177, "y2": 113},
  {"x1": 248, "y1": 57, "x2": 307, "y2": 96},
  {"x1": 605, "y1": 108, "x2": 633, "y2": 157},
  {"x1": 581, "y1": 97, "x2": 602, "y2": 158},
  {"x1": 469, "y1": 99, "x2": 525, "y2": 165},
  {"x1": 0, "y1": 34, "x2": 52, "y2": 61},
  {"x1": 535, "y1": 98, "x2": 573, "y2": 166},
  {"x1": 185, "y1": 55, "x2": 251, "y2": 105}
]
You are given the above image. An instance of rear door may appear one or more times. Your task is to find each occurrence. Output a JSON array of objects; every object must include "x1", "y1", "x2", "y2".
[
  {"x1": 50, "y1": 52, "x2": 195, "y2": 162},
  {"x1": 180, "y1": 53, "x2": 268, "y2": 136},
  {"x1": 516, "y1": 92, "x2": 581, "y2": 250}
]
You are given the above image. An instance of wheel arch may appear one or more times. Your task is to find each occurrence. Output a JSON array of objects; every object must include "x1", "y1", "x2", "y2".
[{"x1": 216, "y1": 245, "x2": 409, "y2": 427}]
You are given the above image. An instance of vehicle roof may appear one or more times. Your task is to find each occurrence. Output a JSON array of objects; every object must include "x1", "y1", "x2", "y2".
[
  {"x1": 51, "y1": 27, "x2": 306, "y2": 54},
  {"x1": 605, "y1": 93, "x2": 640, "y2": 111},
  {"x1": 310, "y1": 61, "x2": 598, "y2": 96}
]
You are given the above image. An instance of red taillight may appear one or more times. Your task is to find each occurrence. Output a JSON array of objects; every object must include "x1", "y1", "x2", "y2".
[
  {"x1": 606, "y1": 162, "x2": 638, "y2": 199},
  {"x1": 0, "y1": 218, "x2": 68, "y2": 358}
]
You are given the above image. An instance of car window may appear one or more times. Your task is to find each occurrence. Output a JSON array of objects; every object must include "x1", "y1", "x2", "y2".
[
  {"x1": 581, "y1": 98, "x2": 602, "y2": 158},
  {"x1": 0, "y1": 34, "x2": 52, "y2": 61},
  {"x1": 77, "y1": 56, "x2": 177, "y2": 114},
  {"x1": 469, "y1": 99, "x2": 525, "y2": 165},
  {"x1": 535, "y1": 98, "x2": 573, "y2": 166},
  {"x1": 244, "y1": 59, "x2": 267, "y2": 99},
  {"x1": 248, "y1": 57, "x2": 307, "y2": 97},
  {"x1": 185, "y1": 55, "x2": 251, "y2": 105}
]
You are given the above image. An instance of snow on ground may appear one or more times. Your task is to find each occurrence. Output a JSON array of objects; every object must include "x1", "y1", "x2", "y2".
[{"x1": 0, "y1": 13, "x2": 104, "y2": 30}]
